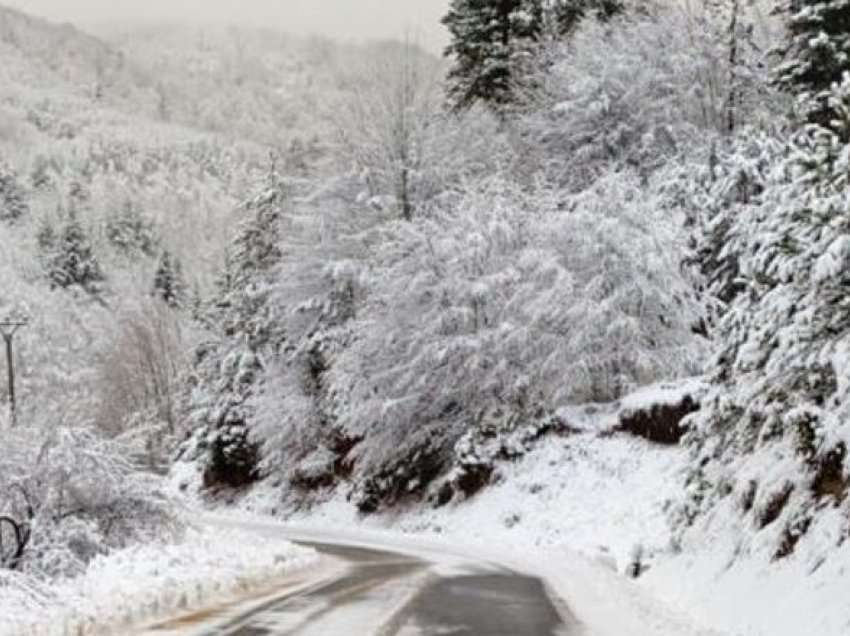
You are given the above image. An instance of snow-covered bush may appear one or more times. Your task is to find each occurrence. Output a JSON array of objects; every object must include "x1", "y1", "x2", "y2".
[
  {"x1": 92, "y1": 298, "x2": 191, "y2": 451},
  {"x1": 0, "y1": 525, "x2": 316, "y2": 636},
  {"x1": 676, "y1": 76, "x2": 850, "y2": 561},
  {"x1": 0, "y1": 413, "x2": 180, "y2": 578}
]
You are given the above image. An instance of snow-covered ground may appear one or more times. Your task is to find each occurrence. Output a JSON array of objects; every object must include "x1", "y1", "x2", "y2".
[
  {"x1": 0, "y1": 526, "x2": 317, "y2": 636},
  {"x1": 649, "y1": 503, "x2": 850, "y2": 636}
]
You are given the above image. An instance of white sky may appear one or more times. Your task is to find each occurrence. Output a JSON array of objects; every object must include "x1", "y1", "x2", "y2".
[{"x1": 9, "y1": 0, "x2": 451, "y2": 50}]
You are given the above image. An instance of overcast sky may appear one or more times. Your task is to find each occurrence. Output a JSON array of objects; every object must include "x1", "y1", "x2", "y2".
[{"x1": 10, "y1": 0, "x2": 451, "y2": 50}]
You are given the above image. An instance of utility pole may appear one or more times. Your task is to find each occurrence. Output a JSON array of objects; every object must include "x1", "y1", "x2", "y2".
[{"x1": 0, "y1": 318, "x2": 28, "y2": 427}]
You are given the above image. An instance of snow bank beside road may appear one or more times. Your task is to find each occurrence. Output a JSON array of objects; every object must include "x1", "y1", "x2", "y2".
[
  {"x1": 649, "y1": 503, "x2": 850, "y2": 636},
  {"x1": 0, "y1": 526, "x2": 317, "y2": 636}
]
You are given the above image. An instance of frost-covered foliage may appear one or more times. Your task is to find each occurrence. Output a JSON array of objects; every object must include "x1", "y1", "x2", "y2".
[
  {"x1": 41, "y1": 209, "x2": 106, "y2": 294},
  {"x1": 0, "y1": 160, "x2": 29, "y2": 223},
  {"x1": 248, "y1": 169, "x2": 704, "y2": 508},
  {"x1": 179, "y1": 176, "x2": 287, "y2": 489},
  {"x1": 334, "y1": 176, "x2": 702, "y2": 480},
  {"x1": 328, "y1": 42, "x2": 441, "y2": 220},
  {"x1": 774, "y1": 0, "x2": 850, "y2": 124},
  {"x1": 0, "y1": 525, "x2": 315, "y2": 636},
  {"x1": 546, "y1": 0, "x2": 625, "y2": 35},
  {"x1": 673, "y1": 126, "x2": 788, "y2": 326},
  {"x1": 92, "y1": 298, "x2": 190, "y2": 449},
  {"x1": 245, "y1": 176, "x2": 387, "y2": 488},
  {"x1": 519, "y1": 6, "x2": 777, "y2": 190},
  {"x1": 442, "y1": 0, "x2": 542, "y2": 110},
  {"x1": 677, "y1": 76, "x2": 850, "y2": 561},
  {"x1": 104, "y1": 199, "x2": 157, "y2": 258},
  {"x1": 329, "y1": 43, "x2": 509, "y2": 219},
  {"x1": 152, "y1": 249, "x2": 187, "y2": 309},
  {"x1": 0, "y1": 411, "x2": 179, "y2": 578}
]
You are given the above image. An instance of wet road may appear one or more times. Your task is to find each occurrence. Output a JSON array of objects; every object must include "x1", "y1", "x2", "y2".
[{"x1": 142, "y1": 539, "x2": 574, "y2": 636}]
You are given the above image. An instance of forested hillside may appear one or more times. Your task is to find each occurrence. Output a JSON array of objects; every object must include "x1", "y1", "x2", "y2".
[
  {"x1": 0, "y1": 6, "x2": 370, "y2": 617},
  {"x1": 2, "y1": 0, "x2": 849, "y2": 634}
]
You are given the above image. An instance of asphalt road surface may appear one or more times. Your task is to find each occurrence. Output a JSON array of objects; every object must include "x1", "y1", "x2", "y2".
[{"x1": 141, "y1": 538, "x2": 575, "y2": 636}]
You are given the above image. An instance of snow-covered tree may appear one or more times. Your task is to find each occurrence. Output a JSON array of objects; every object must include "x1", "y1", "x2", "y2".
[
  {"x1": 518, "y1": 7, "x2": 778, "y2": 190},
  {"x1": 0, "y1": 162, "x2": 28, "y2": 223},
  {"x1": 93, "y1": 299, "x2": 189, "y2": 460},
  {"x1": 180, "y1": 174, "x2": 287, "y2": 489},
  {"x1": 545, "y1": 0, "x2": 624, "y2": 36},
  {"x1": 105, "y1": 199, "x2": 157, "y2": 258},
  {"x1": 314, "y1": 174, "x2": 704, "y2": 506},
  {"x1": 775, "y1": 0, "x2": 850, "y2": 126},
  {"x1": 677, "y1": 75, "x2": 850, "y2": 561},
  {"x1": 443, "y1": 0, "x2": 543, "y2": 110},
  {"x1": 152, "y1": 249, "x2": 187, "y2": 309},
  {"x1": 330, "y1": 41, "x2": 443, "y2": 220},
  {"x1": 677, "y1": 127, "x2": 786, "y2": 326},
  {"x1": 43, "y1": 210, "x2": 105, "y2": 295},
  {"x1": 247, "y1": 182, "x2": 379, "y2": 489},
  {"x1": 330, "y1": 43, "x2": 511, "y2": 219},
  {"x1": 29, "y1": 155, "x2": 53, "y2": 191}
]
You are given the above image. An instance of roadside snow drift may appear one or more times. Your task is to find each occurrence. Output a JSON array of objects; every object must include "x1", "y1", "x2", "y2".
[{"x1": 0, "y1": 526, "x2": 317, "y2": 636}]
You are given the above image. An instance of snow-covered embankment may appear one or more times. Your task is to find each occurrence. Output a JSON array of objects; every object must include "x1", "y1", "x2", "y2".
[{"x1": 0, "y1": 526, "x2": 317, "y2": 636}]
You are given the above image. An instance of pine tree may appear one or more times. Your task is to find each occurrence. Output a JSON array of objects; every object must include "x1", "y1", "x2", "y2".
[
  {"x1": 181, "y1": 172, "x2": 287, "y2": 489},
  {"x1": 106, "y1": 199, "x2": 157, "y2": 257},
  {"x1": 775, "y1": 0, "x2": 850, "y2": 126},
  {"x1": 547, "y1": 0, "x2": 624, "y2": 36},
  {"x1": 443, "y1": 0, "x2": 544, "y2": 110},
  {"x1": 0, "y1": 165, "x2": 28, "y2": 223},
  {"x1": 152, "y1": 250, "x2": 187, "y2": 309},
  {"x1": 46, "y1": 210, "x2": 105, "y2": 294},
  {"x1": 218, "y1": 173, "x2": 286, "y2": 345},
  {"x1": 676, "y1": 76, "x2": 850, "y2": 556},
  {"x1": 36, "y1": 214, "x2": 58, "y2": 256},
  {"x1": 189, "y1": 283, "x2": 205, "y2": 323},
  {"x1": 30, "y1": 156, "x2": 52, "y2": 191}
]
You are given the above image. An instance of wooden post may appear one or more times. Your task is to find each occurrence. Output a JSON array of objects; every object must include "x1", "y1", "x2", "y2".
[{"x1": 0, "y1": 319, "x2": 27, "y2": 427}]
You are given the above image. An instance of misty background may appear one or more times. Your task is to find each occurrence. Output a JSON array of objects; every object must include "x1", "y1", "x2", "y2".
[{"x1": 10, "y1": 0, "x2": 451, "y2": 50}]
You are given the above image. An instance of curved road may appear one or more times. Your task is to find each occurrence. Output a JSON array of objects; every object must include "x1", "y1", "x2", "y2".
[{"x1": 140, "y1": 534, "x2": 576, "y2": 636}]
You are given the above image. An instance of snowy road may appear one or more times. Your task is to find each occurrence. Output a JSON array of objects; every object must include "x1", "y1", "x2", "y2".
[{"x1": 137, "y1": 519, "x2": 575, "y2": 636}]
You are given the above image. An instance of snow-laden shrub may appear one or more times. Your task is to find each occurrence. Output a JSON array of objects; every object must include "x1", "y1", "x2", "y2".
[
  {"x1": 0, "y1": 413, "x2": 180, "y2": 578},
  {"x1": 92, "y1": 298, "x2": 191, "y2": 459},
  {"x1": 0, "y1": 526, "x2": 316, "y2": 636},
  {"x1": 328, "y1": 174, "x2": 703, "y2": 493},
  {"x1": 676, "y1": 76, "x2": 850, "y2": 561}
]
